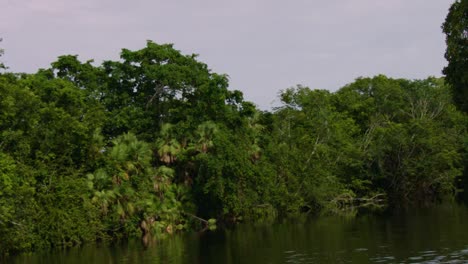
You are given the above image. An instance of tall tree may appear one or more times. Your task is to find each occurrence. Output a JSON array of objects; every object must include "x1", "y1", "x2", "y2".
[{"x1": 443, "y1": 0, "x2": 468, "y2": 112}]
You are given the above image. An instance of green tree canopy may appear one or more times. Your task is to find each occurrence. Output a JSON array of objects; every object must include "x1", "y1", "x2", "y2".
[{"x1": 443, "y1": 0, "x2": 468, "y2": 112}]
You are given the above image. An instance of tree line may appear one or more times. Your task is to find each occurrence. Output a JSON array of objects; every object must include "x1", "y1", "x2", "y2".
[{"x1": 0, "y1": 0, "x2": 467, "y2": 256}]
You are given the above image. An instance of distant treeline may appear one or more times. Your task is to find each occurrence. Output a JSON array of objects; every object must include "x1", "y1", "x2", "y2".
[{"x1": 0, "y1": 40, "x2": 466, "y2": 255}]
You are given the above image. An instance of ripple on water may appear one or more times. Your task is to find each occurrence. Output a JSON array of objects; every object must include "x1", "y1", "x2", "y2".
[
  {"x1": 283, "y1": 251, "x2": 317, "y2": 264},
  {"x1": 370, "y1": 255, "x2": 395, "y2": 263},
  {"x1": 281, "y1": 246, "x2": 468, "y2": 263},
  {"x1": 354, "y1": 248, "x2": 368, "y2": 252},
  {"x1": 408, "y1": 255, "x2": 424, "y2": 261},
  {"x1": 399, "y1": 247, "x2": 468, "y2": 264}
]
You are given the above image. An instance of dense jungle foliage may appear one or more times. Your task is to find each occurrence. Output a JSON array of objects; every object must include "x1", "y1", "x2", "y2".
[{"x1": 0, "y1": 1, "x2": 467, "y2": 256}]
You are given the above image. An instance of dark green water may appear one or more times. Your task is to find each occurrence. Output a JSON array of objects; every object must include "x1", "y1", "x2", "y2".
[{"x1": 10, "y1": 203, "x2": 468, "y2": 263}]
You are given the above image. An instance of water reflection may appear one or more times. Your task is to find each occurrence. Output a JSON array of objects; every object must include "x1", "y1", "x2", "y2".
[{"x1": 10, "y1": 203, "x2": 468, "y2": 264}]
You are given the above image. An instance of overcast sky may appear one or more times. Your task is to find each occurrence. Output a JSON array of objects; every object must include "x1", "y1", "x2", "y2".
[{"x1": 1, "y1": 0, "x2": 455, "y2": 109}]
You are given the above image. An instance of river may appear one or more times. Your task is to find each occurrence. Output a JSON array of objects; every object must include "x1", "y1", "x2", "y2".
[{"x1": 10, "y1": 203, "x2": 468, "y2": 263}]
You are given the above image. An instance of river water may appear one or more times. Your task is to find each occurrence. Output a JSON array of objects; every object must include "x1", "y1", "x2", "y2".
[{"x1": 10, "y1": 203, "x2": 468, "y2": 263}]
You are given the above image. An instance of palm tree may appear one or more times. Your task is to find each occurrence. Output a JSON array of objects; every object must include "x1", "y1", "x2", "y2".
[
  {"x1": 194, "y1": 121, "x2": 218, "y2": 153},
  {"x1": 156, "y1": 124, "x2": 181, "y2": 164}
]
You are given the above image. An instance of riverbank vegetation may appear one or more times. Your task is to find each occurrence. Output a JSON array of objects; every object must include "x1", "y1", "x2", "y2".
[
  {"x1": 1, "y1": 1, "x2": 467, "y2": 256},
  {"x1": 0, "y1": 42, "x2": 466, "y2": 255}
]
